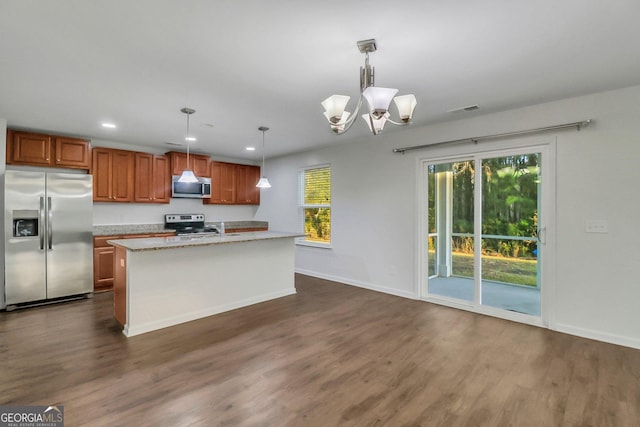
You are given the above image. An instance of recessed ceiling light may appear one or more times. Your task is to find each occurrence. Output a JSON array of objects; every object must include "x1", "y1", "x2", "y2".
[
  {"x1": 101, "y1": 123, "x2": 117, "y2": 128},
  {"x1": 245, "y1": 146, "x2": 256, "y2": 151},
  {"x1": 185, "y1": 136, "x2": 197, "y2": 142}
]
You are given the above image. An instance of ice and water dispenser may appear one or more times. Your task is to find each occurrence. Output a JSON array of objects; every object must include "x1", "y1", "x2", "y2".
[{"x1": 12, "y1": 210, "x2": 39, "y2": 238}]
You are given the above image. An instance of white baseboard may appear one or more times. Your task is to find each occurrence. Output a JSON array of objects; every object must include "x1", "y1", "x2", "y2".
[
  {"x1": 555, "y1": 323, "x2": 640, "y2": 350},
  {"x1": 295, "y1": 268, "x2": 417, "y2": 300}
]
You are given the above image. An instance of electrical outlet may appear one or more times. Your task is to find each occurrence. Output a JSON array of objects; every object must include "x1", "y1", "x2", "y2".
[{"x1": 585, "y1": 220, "x2": 608, "y2": 233}]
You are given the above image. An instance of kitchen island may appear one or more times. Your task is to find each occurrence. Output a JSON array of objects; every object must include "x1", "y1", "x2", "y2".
[{"x1": 108, "y1": 231, "x2": 304, "y2": 337}]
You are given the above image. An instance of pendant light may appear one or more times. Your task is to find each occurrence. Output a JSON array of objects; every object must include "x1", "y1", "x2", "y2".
[
  {"x1": 256, "y1": 126, "x2": 271, "y2": 188},
  {"x1": 177, "y1": 107, "x2": 199, "y2": 183}
]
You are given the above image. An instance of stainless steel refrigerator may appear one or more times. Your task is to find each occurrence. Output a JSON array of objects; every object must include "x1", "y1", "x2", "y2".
[{"x1": 4, "y1": 170, "x2": 93, "y2": 309}]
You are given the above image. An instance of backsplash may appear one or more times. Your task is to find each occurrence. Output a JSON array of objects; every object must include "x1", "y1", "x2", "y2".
[{"x1": 93, "y1": 198, "x2": 258, "y2": 225}]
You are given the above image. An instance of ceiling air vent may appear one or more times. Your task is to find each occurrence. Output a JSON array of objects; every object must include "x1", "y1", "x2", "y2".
[{"x1": 447, "y1": 104, "x2": 479, "y2": 113}]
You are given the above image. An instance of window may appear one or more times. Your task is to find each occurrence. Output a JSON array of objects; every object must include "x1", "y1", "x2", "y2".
[{"x1": 299, "y1": 165, "x2": 331, "y2": 247}]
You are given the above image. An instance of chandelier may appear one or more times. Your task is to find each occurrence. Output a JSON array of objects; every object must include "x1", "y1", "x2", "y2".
[{"x1": 321, "y1": 39, "x2": 417, "y2": 136}]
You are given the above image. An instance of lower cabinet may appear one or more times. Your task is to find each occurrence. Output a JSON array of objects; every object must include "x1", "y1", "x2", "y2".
[
  {"x1": 93, "y1": 236, "x2": 115, "y2": 292},
  {"x1": 93, "y1": 232, "x2": 174, "y2": 292},
  {"x1": 113, "y1": 246, "x2": 127, "y2": 325}
]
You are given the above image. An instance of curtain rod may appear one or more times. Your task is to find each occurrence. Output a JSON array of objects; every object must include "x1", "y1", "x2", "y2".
[{"x1": 392, "y1": 119, "x2": 592, "y2": 154}]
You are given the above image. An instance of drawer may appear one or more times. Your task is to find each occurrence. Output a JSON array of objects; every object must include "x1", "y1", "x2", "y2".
[{"x1": 94, "y1": 235, "x2": 120, "y2": 248}]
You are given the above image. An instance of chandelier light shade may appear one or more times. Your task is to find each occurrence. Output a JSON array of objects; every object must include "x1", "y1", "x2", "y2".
[
  {"x1": 256, "y1": 126, "x2": 272, "y2": 189},
  {"x1": 329, "y1": 112, "x2": 351, "y2": 134},
  {"x1": 362, "y1": 112, "x2": 389, "y2": 135},
  {"x1": 321, "y1": 95, "x2": 351, "y2": 124},
  {"x1": 362, "y1": 86, "x2": 398, "y2": 118},
  {"x1": 177, "y1": 107, "x2": 200, "y2": 183},
  {"x1": 320, "y1": 38, "x2": 417, "y2": 136},
  {"x1": 393, "y1": 94, "x2": 418, "y2": 123}
]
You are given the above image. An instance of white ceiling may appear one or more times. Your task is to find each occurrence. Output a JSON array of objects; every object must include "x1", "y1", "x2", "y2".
[{"x1": 2, "y1": 1, "x2": 640, "y2": 160}]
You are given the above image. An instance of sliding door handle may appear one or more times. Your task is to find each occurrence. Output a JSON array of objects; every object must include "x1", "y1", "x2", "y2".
[{"x1": 536, "y1": 227, "x2": 547, "y2": 245}]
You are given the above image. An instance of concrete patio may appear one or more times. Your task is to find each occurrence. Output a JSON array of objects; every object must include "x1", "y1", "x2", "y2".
[{"x1": 428, "y1": 276, "x2": 540, "y2": 316}]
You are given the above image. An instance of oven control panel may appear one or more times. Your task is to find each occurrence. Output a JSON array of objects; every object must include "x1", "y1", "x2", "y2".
[{"x1": 165, "y1": 214, "x2": 205, "y2": 224}]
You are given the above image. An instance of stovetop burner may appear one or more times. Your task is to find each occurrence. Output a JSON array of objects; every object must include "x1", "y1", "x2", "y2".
[{"x1": 165, "y1": 214, "x2": 219, "y2": 235}]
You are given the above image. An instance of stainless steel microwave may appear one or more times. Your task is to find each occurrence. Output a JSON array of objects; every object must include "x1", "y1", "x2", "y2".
[{"x1": 171, "y1": 176, "x2": 212, "y2": 199}]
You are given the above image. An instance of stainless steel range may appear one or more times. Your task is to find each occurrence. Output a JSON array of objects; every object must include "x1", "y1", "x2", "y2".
[{"x1": 165, "y1": 214, "x2": 219, "y2": 236}]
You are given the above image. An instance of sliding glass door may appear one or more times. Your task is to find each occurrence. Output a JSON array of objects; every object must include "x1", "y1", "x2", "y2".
[
  {"x1": 424, "y1": 147, "x2": 546, "y2": 319},
  {"x1": 480, "y1": 153, "x2": 541, "y2": 315},
  {"x1": 427, "y1": 159, "x2": 475, "y2": 303}
]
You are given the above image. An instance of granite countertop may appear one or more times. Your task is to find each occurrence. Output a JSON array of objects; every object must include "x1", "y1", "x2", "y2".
[
  {"x1": 93, "y1": 224, "x2": 173, "y2": 236},
  {"x1": 93, "y1": 221, "x2": 268, "y2": 236},
  {"x1": 108, "y1": 231, "x2": 304, "y2": 252}
]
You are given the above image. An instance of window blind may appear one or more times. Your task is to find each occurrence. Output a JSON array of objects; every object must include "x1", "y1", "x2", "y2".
[{"x1": 303, "y1": 166, "x2": 331, "y2": 205}]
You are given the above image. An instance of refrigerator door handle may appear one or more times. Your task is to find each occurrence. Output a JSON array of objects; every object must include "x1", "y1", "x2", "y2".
[
  {"x1": 39, "y1": 197, "x2": 45, "y2": 250},
  {"x1": 47, "y1": 197, "x2": 53, "y2": 250}
]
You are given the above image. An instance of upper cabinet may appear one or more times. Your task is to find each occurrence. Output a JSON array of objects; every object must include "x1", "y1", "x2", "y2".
[
  {"x1": 92, "y1": 148, "x2": 134, "y2": 202},
  {"x1": 235, "y1": 164, "x2": 261, "y2": 205},
  {"x1": 7, "y1": 129, "x2": 261, "y2": 205},
  {"x1": 206, "y1": 161, "x2": 236, "y2": 204},
  {"x1": 167, "y1": 151, "x2": 210, "y2": 178},
  {"x1": 6, "y1": 129, "x2": 91, "y2": 169},
  {"x1": 54, "y1": 136, "x2": 92, "y2": 168},
  {"x1": 205, "y1": 162, "x2": 260, "y2": 205},
  {"x1": 134, "y1": 153, "x2": 171, "y2": 203}
]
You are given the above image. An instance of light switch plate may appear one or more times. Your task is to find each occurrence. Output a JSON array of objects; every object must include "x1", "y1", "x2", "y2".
[{"x1": 585, "y1": 219, "x2": 608, "y2": 233}]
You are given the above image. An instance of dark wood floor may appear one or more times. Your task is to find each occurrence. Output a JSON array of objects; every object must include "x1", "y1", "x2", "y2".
[{"x1": 2, "y1": 274, "x2": 640, "y2": 426}]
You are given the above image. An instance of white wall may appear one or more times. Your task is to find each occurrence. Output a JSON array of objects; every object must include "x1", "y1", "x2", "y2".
[
  {"x1": 91, "y1": 138, "x2": 260, "y2": 225},
  {"x1": 256, "y1": 84, "x2": 640, "y2": 349}
]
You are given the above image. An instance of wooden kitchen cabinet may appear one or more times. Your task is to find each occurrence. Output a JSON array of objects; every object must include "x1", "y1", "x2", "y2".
[
  {"x1": 113, "y1": 245, "x2": 127, "y2": 325},
  {"x1": 236, "y1": 164, "x2": 261, "y2": 205},
  {"x1": 93, "y1": 232, "x2": 174, "y2": 293},
  {"x1": 206, "y1": 161, "x2": 236, "y2": 204},
  {"x1": 167, "y1": 151, "x2": 210, "y2": 178},
  {"x1": 6, "y1": 129, "x2": 91, "y2": 169},
  {"x1": 54, "y1": 136, "x2": 91, "y2": 168},
  {"x1": 205, "y1": 162, "x2": 260, "y2": 205},
  {"x1": 93, "y1": 236, "x2": 116, "y2": 292},
  {"x1": 6, "y1": 130, "x2": 51, "y2": 166},
  {"x1": 92, "y1": 147, "x2": 134, "y2": 202},
  {"x1": 134, "y1": 153, "x2": 171, "y2": 203}
]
